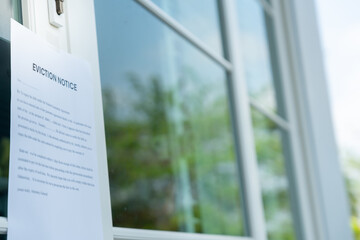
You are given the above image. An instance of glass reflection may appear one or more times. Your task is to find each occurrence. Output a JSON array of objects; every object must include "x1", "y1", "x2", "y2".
[
  {"x1": 0, "y1": 0, "x2": 22, "y2": 40},
  {"x1": 236, "y1": 0, "x2": 284, "y2": 116},
  {"x1": 95, "y1": 0, "x2": 245, "y2": 236},
  {"x1": 0, "y1": 0, "x2": 22, "y2": 218},
  {"x1": 252, "y1": 109, "x2": 296, "y2": 240},
  {"x1": 151, "y1": 0, "x2": 223, "y2": 55},
  {"x1": 0, "y1": 37, "x2": 10, "y2": 217}
]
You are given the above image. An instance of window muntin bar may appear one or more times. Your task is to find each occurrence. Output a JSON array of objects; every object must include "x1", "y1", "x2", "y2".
[
  {"x1": 151, "y1": 0, "x2": 224, "y2": 56},
  {"x1": 134, "y1": 0, "x2": 232, "y2": 71},
  {"x1": 236, "y1": 0, "x2": 285, "y2": 118},
  {"x1": 251, "y1": 108, "x2": 297, "y2": 240}
]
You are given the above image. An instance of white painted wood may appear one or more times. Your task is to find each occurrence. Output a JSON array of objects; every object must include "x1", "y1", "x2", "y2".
[
  {"x1": 249, "y1": 100, "x2": 290, "y2": 131},
  {"x1": 278, "y1": 1, "x2": 327, "y2": 239},
  {"x1": 21, "y1": 0, "x2": 36, "y2": 32},
  {"x1": 271, "y1": 0, "x2": 318, "y2": 239},
  {"x1": 282, "y1": 0, "x2": 354, "y2": 239},
  {"x1": 47, "y1": 0, "x2": 65, "y2": 28},
  {"x1": 220, "y1": 1, "x2": 267, "y2": 239},
  {"x1": 134, "y1": 0, "x2": 232, "y2": 71},
  {"x1": 113, "y1": 227, "x2": 252, "y2": 240},
  {"x1": 21, "y1": 0, "x2": 68, "y2": 51}
]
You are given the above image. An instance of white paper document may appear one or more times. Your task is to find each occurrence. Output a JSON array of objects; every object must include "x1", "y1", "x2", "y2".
[{"x1": 8, "y1": 20, "x2": 104, "y2": 240}]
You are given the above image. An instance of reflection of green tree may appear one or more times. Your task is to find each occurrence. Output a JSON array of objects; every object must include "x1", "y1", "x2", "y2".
[
  {"x1": 103, "y1": 75, "x2": 176, "y2": 230},
  {"x1": 103, "y1": 72, "x2": 244, "y2": 235},
  {"x1": 251, "y1": 109, "x2": 295, "y2": 240}
]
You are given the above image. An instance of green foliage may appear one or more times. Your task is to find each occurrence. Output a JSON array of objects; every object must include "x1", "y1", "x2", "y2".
[
  {"x1": 103, "y1": 73, "x2": 245, "y2": 235},
  {"x1": 351, "y1": 217, "x2": 360, "y2": 240},
  {"x1": 342, "y1": 153, "x2": 360, "y2": 239},
  {"x1": 251, "y1": 108, "x2": 296, "y2": 240}
]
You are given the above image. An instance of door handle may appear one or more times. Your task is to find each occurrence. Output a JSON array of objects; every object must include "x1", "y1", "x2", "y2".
[{"x1": 55, "y1": 0, "x2": 64, "y2": 15}]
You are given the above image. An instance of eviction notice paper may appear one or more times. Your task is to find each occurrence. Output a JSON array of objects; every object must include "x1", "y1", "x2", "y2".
[{"x1": 8, "y1": 20, "x2": 104, "y2": 240}]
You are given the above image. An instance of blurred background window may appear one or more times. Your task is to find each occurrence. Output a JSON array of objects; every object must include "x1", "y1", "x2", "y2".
[{"x1": 316, "y1": 0, "x2": 360, "y2": 239}]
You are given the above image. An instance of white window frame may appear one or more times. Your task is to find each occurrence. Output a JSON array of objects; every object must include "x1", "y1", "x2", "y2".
[
  {"x1": 279, "y1": 0, "x2": 353, "y2": 239},
  {"x1": 0, "y1": 0, "x2": 353, "y2": 240}
]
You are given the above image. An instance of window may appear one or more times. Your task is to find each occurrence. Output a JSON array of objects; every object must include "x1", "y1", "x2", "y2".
[
  {"x1": 235, "y1": 0, "x2": 298, "y2": 239},
  {"x1": 94, "y1": 0, "x2": 300, "y2": 239},
  {"x1": 95, "y1": 0, "x2": 246, "y2": 236},
  {"x1": 150, "y1": 0, "x2": 224, "y2": 55}
]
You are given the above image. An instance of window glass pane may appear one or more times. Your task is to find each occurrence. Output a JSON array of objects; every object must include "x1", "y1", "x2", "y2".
[
  {"x1": 236, "y1": 0, "x2": 284, "y2": 116},
  {"x1": 151, "y1": 0, "x2": 224, "y2": 55},
  {"x1": 94, "y1": 0, "x2": 245, "y2": 236},
  {"x1": 0, "y1": 0, "x2": 22, "y2": 40},
  {"x1": 252, "y1": 108, "x2": 296, "y2": 240},
  {"x1": 0, "y1": 0, "x2": 22, "y2": 218},
  {"x1": 0, "y1": 38, "x2": 10, "y2": 217}
]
